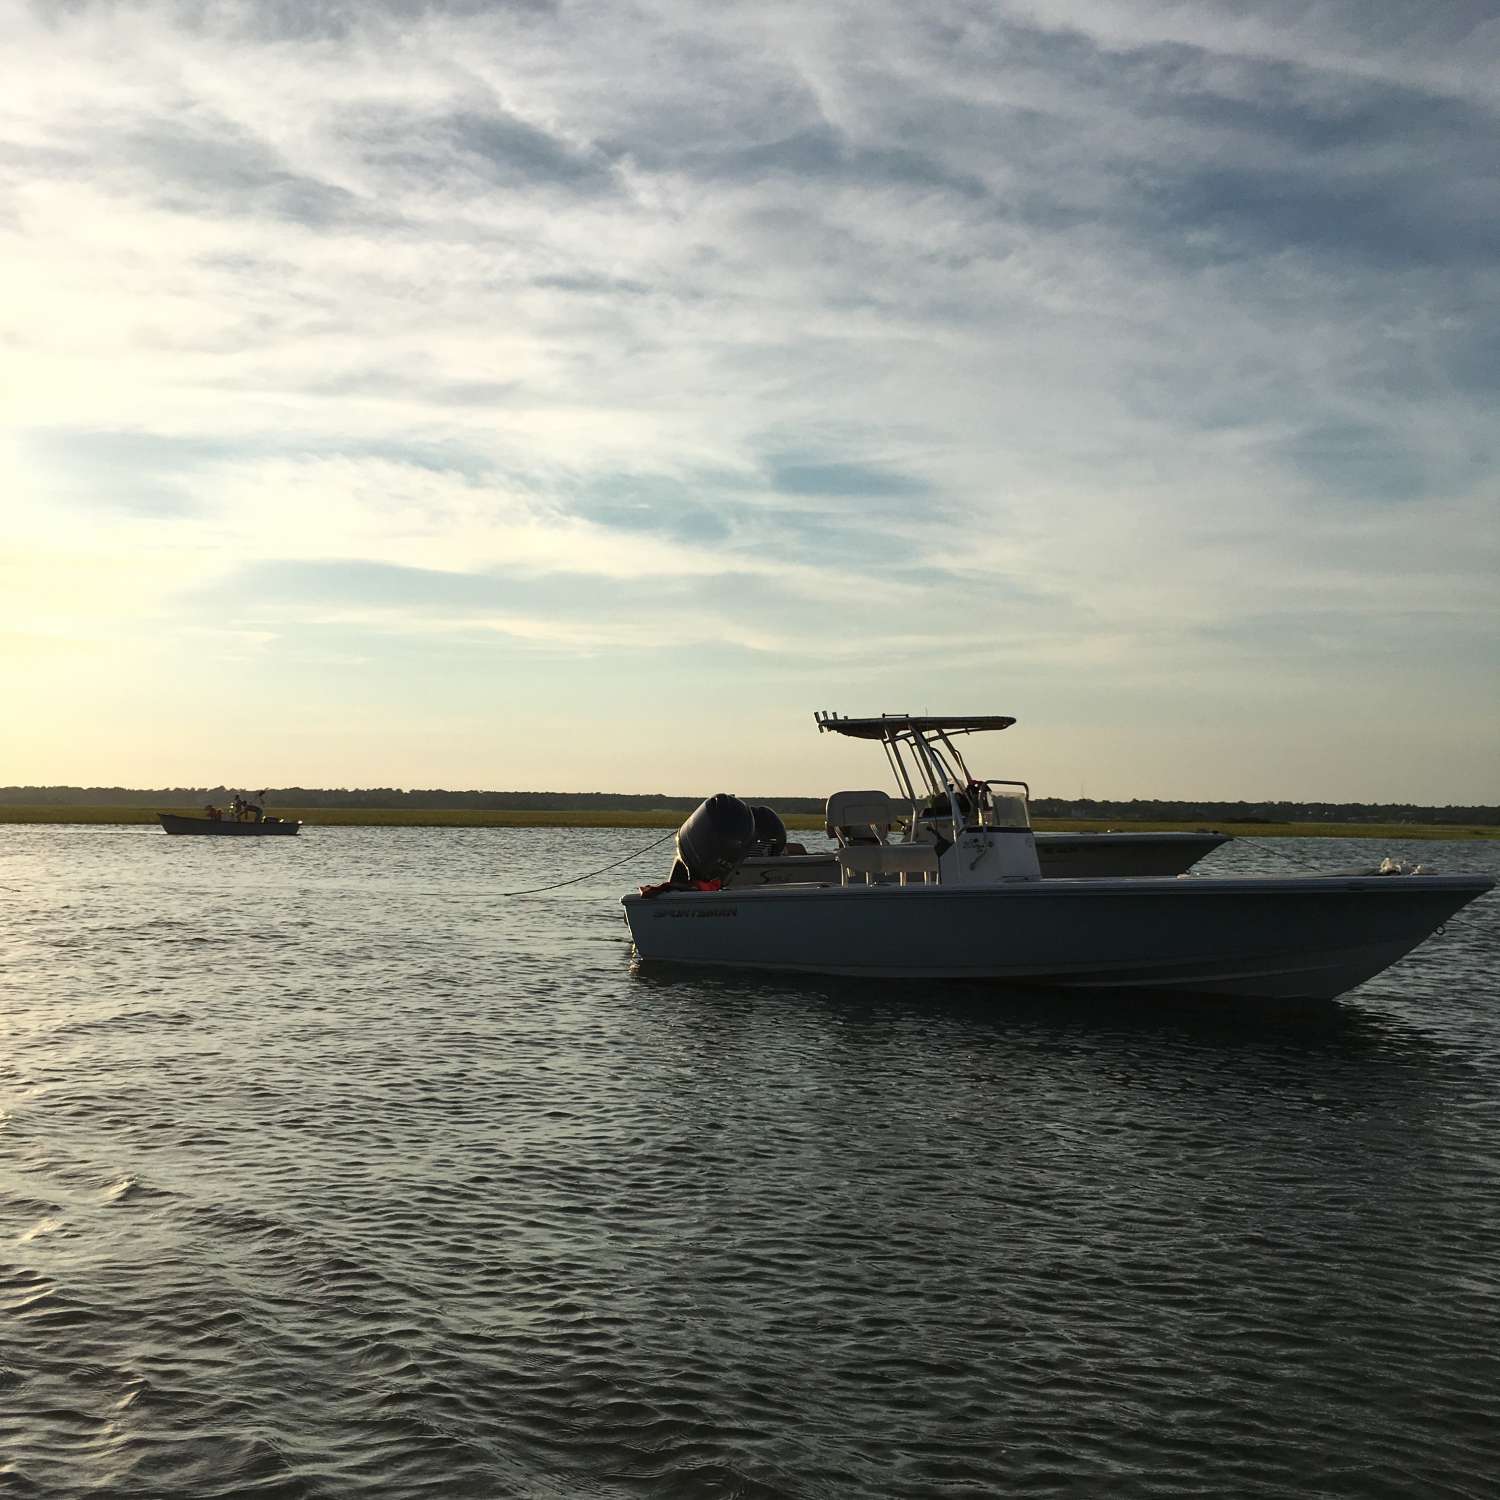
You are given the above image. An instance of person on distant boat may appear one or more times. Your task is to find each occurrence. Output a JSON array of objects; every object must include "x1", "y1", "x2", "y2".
[
  {"x1": 230, "y1": 794, "x2": 245, "y2": 821},
  {"x1": 205, "y1": 804, "x2": 222, "y2": 821},
  {"x1": 245, "y1": 795, "x2": 263, "y2": 823}
]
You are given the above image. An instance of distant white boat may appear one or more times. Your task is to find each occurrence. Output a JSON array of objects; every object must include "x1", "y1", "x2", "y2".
[{"x1": 621, "y1": 712, "x2": 1492, "y2": 1002}]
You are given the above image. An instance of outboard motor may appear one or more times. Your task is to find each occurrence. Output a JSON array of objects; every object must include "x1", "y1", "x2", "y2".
[
  {"x1": 670, "y1": 794, "x2": 757, "y2": 883},
  {"x1": 748, "y1": 804, "x2": 788, "y2": 857}
]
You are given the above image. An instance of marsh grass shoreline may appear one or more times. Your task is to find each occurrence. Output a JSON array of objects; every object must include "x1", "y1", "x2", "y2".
[{"x1": 2, "y1": 805, "x2": 1496, "y2": 840}]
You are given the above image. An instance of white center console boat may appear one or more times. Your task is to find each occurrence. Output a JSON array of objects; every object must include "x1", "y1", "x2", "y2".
[{"x1": 620, "y1": 712, "x2": 1494, "y2": 1002}]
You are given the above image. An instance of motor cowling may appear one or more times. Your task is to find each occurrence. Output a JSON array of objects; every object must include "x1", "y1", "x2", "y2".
[
  {"x1": 749, "y1": 804, "x2": 788, "y2": 856},
  {"x1": 670, "y1": 793, "x2": 757, "y2": 883}
]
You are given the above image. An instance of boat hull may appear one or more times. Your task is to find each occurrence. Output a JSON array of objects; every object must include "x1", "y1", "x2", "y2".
[
  {"x1": 157, "y1": 813, "x2": 301, "y2": 836},
  {"x1": 730, "y1": 830, "x2": 1229, "y2": 887},
  {"x1": 621, "y1": 874, "x2": 1494, "y2": 1001}
]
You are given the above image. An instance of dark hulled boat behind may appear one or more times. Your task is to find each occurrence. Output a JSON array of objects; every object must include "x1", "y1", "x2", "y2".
[{"x1": 158, "y1": 813, "x2": 301, "y2": 836}]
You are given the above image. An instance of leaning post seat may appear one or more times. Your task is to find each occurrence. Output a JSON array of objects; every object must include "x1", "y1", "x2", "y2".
[{"x1": 825, "y1": 789, "x2": 898, "y2": 845}]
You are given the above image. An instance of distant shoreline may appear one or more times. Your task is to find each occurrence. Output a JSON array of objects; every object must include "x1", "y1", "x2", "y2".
[{"x1": 1, "y1": 805, "x2": 1496, "y2": 839}]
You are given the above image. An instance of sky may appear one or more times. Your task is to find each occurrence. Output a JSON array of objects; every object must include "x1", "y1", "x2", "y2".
[{"x1": 3, "y1": 0, "x2": 1497, "y2": 802}]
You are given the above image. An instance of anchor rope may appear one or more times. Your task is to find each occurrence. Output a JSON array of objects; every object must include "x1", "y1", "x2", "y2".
[{"x1": 489, "y1": 828, "x2": 676, "y2": 897}]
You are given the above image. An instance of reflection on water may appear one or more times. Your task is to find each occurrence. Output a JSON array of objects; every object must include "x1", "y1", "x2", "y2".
[{"x1": 0, "y1": 825, "x2": 1497, "y2": 1498}]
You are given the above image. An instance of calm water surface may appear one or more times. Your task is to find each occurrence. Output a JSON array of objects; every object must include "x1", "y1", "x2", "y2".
[{"x1": 2, "y1": 826, "x2": 1498, "y2": 1498}]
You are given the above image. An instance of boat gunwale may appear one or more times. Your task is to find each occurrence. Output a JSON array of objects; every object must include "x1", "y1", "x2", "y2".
[{"x1": 622, "y1": 872, "x2": 1495, "y2": 905}]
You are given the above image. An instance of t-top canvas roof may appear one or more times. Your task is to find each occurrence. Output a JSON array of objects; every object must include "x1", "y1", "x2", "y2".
[{"x1": 815, "y1": 712, "x2": 1017, "y2": 740}]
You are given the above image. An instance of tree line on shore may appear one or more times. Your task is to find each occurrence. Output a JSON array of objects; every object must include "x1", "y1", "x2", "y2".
[{"x1": 2, "y1": 786, "x2": 1496, "y2": 825}]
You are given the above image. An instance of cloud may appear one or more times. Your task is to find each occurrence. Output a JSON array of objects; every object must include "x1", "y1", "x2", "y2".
[
  {"x1": 1143, "y1": 154, "x2": 1500, "y2": 271},
  {"x1": 230, "y1": 0, "x2": 556, "y2": 44},
  {"x1": 120, "y1": 112, "x2": 364, "y2": 225},
  {"x1": 767, "y1": 456, "x2": 932, "y2": 500},
  {"x1": 20, "y1": 429, "x2": 238, "y2": 516},
  {"x1": 642, "y1": 120, "x2": 990, "y2": 202},
  {"x1": 337, "y1": 102, "x2": 621, "y2": 197},
  {"x1": 1272, "y1": 421, "x2": 1433, "y2": 505}
]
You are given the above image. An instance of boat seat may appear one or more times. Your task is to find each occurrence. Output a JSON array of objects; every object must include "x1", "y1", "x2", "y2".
[
  {"x1": 826, "y1": 789, "x2": 899, "y2": 844},
  {"x1": 836, "y1": 844, "x2": 940, "y2": 886}
]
